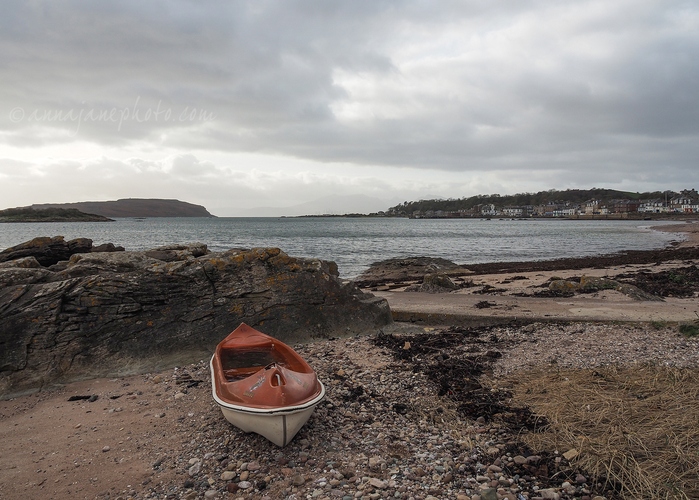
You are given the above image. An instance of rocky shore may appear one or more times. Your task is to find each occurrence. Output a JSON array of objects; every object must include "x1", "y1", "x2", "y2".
[
  {"x1": 0, "y1": 237, "x2": 390, "y2": 397},
  {"x1": 1, "y1": 222, "x2": 698, "y2": 500},
  {"x1": 2, "y1": 319, "x2": 698, "y2": 500},
  {"x1": 355, "y1": 222, "x2": 699, "y2": 289}
]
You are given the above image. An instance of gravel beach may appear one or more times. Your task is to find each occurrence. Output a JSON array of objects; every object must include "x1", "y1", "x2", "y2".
[{"x1": 3, "y1": 320, "x2": 698, "y2": 500}]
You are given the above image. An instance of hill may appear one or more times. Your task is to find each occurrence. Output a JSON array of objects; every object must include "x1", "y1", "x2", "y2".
[
  {"x1": 31, "y1": 199, "x2": 215, "y2": 218},
  {"x1": 0, "y1": 207, "x2": 113, "y2": 223}
]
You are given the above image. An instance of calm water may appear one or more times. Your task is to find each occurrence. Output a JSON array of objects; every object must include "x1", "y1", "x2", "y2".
[{"x1": 0, "y1": 217, "x2": 685, "y2": 278}]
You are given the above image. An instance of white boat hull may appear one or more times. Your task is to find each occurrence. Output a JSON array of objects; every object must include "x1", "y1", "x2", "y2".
[{"x1": 210, "y1": 357, "x2": 325, "y2": 447}]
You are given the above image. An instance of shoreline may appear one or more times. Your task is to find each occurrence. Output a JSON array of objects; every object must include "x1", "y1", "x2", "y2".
[
  {"x1": 650, "y1": 219, "x2": 699, "y2": 247},
  {"x1": 464, "y1": 219, "x2": 699, "y2": 274},
  {"x1": 355, "y1": 219, "x2": 699, "y2": 285},
  {"x1": 363, "y1": 219, "x2": 699, "y2": 327}
]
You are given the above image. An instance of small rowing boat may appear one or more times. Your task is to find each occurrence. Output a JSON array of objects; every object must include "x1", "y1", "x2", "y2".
[{"x1": 210, "y1": 323, "x2": 325, "y2": 446}]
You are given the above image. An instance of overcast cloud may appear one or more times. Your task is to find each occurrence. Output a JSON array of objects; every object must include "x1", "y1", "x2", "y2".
[{"x1": 1, "y1": 0, "x2": 697, "y2": 215}]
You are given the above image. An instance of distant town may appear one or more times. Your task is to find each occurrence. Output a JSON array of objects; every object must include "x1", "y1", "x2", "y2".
[{"x1": 383, "y1": 188, "x2": 699, "y2": 219}]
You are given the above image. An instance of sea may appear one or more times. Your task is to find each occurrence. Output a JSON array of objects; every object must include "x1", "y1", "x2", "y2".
[{"x1": 0, "y1": 217, "x2": 686, "y2": 278}]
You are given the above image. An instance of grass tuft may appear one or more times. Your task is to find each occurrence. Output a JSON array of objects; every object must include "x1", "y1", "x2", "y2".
[
  {"x1": 679, "y1": 323, "x2": 699, "y2": 338},
  {"x1": 505, "y1": 364, "x2": 699, "y2": 499}
]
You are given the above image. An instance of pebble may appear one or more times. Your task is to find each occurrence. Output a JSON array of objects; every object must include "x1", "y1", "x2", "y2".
[
  {"x1": 480, "y1": 488, "x2": 498, "y2": 500},
  {"x1": 247, "y1": 461, "x2": 261, "y2": 471},
  {"x1": 188, "y1": 462, "x2": 201, "y2": 476},
  {"x1": 539, "y1": 488, "x2": 561, "y2": 500},
  {"x1": 101, "y1": 446, "x2": 110, "y2": 452},
  {"x1": 237, "y1": 480, "x2": 252, "y2": 489},
  {"x1": 368, "y1": 478, "x2": 387, "y2": 489},
  {"x1": 221, "y1": 471, "x2": 235, "y2": 481}
]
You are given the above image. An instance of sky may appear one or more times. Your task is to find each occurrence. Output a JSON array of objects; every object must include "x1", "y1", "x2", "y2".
[{"x1": 1, "y1": 1, "x2": 698, "y2": 216}]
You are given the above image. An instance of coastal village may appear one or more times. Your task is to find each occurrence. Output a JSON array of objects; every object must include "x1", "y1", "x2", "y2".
[{"x1": 386, "y1": 189, "x2": 699, "y2": 219}]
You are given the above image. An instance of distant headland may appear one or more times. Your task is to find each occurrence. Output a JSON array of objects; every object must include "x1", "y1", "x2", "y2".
[
  {"x1": 0, "y1": 207, "x2": 113, "y2": 223},
  {"x1": 29, "y1": 199, "x2": 215, "y2": 218}
]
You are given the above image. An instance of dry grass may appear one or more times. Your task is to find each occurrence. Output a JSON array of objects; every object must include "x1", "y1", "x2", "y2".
[{"x1": 502, "y1": 364, "x2": 699, "y2": 500}]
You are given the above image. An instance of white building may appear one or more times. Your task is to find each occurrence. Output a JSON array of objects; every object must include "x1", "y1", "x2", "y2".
[{"x1": 638, "y1": 199, "x2": 667, "y2": 213}]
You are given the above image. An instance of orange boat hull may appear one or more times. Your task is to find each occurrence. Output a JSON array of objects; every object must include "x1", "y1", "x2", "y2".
[{"x1": 210, "y1": 323, "x2": 325, "y2": 446}]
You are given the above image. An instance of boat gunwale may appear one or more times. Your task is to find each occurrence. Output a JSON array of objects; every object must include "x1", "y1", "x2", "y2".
[{"x1": 209, "y1": 355, "x2": 326, "y2": 415}]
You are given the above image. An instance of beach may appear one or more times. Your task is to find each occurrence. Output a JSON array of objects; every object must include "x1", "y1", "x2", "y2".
[{"x1": 1, "y1": 221, "x2": 698, "y2": 500}]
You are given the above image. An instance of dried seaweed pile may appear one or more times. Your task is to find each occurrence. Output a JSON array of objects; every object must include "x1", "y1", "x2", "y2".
[
  {"x1": 372, "y1": 327, "x2": 545, "y2": 432},
  {"x1": 372, "y1": 326, "x2": 625, "y2": 498},
  {"x1": 616, "y1": 264, "x2": 699, "y2": 297}
]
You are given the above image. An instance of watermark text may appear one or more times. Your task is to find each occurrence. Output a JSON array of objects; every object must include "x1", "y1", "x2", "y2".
[{"x1": 8, "y1": 97, "x2": 217, "y2": 135}]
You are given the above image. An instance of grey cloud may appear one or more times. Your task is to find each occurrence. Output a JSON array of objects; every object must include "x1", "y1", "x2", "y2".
[
  {"x1": 0, "y1": 158, "x2": 35, "y2": 178},
  {"x1": 1, "y1": 0, "x2": 698, "y2": 187}
]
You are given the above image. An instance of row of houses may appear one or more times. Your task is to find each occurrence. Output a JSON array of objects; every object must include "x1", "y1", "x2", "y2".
[{"x1": 411, "y1": 193, "x2": 699, "y2": 218}]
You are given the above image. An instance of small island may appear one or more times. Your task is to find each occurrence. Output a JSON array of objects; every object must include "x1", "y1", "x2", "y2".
[{"x1": 0, "y1": 207, "x2": 113, "y2": 223}]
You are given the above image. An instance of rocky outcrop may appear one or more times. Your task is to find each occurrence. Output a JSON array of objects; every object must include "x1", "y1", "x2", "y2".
[
  {"x1": 356, "y1": 257, "x2": 473, "y2": 288},
  {"x1": 91, "y1": 243, "x2": 126, "y2": 253},
  {"x1": 404, "y1": 273, "x2": 459, "y2": 293},
  {"x1": 0, "y1": 236, "x2": 94, "y2": 266},
  {"x1": 0, "y1": 243, "x2": 391, "y2": 398},
  {"x1": 0, "y1": 236, "x2": 126, "y2": 269},
  {"x1": 548, "y1": 276, "x2": 663, "y2": 301}
]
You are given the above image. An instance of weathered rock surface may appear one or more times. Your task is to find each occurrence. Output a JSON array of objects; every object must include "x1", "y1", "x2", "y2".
[
  {"x1": 0, "y1": 256, "x2": 42, "y2": 269},
  {"x1": 0, "y1": 243, "x2": 391, "y2": 398}
]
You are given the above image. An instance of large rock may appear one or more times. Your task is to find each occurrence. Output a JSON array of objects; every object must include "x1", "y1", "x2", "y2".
[
  {"x1": 579, "y1": 275, "x2": 662, "y2": 301},
  {"x1": 356, "y1": 257, "x2": 473, "y2": 287},
  {"x1": 547, "y1": 275, "x2": 663, "y2": 301},
  {"x1": 0, "y1": 244, "x2": 391, "y2": 398},
  {"x1": 0, "y1": 236, "x2": 93, "y2": 266},
  {"x1": 404, "y1": 272, "x2": 459, "y2": 293},
  {"x1": 91, "y1": 242, "x2": 125, "y2": 253}
]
